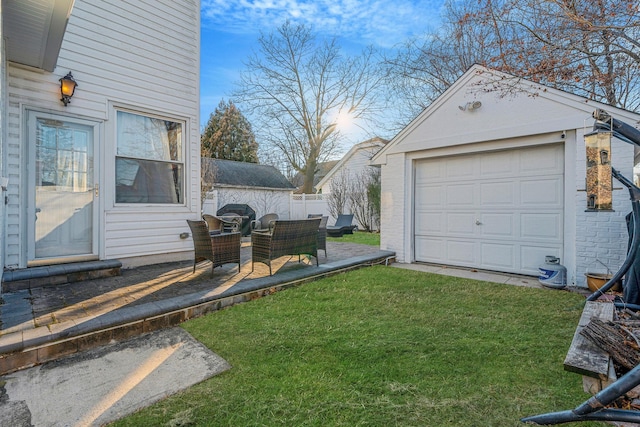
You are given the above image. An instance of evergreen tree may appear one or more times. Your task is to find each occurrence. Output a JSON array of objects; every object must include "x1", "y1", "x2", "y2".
[{"x1": 201, "y1": 100, "x2": 259, "y2": 162}]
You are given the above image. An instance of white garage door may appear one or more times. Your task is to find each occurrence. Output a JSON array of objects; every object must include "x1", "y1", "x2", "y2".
[{"x1": 414, "y1": 144, "x2": 564, "y2": 276}]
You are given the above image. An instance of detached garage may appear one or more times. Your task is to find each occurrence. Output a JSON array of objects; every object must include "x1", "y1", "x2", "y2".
[{"x1": 373, "y1": 65, "x2": 640, "y2": 287}]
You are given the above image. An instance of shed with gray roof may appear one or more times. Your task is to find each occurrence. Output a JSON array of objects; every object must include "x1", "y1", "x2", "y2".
[{"x1": 202, "y1": 159, "x2": 295, "y2": 220}]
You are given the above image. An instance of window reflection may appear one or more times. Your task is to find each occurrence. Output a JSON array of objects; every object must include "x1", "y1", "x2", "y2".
[{"x1": 115, "y1": 111, "x2": 184, "y2": 204}]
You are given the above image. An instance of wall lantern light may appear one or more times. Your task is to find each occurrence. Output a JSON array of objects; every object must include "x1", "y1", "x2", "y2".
[{"x1": 59, "y1": 72, "x2": 78, "y2": 106}]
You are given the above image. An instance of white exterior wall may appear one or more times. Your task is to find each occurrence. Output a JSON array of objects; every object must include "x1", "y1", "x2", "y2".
[
  {"x1": 379, "y1": 153, "x2": 407, "y2": 262},
  {"x1": 5, "y1": 0, "x2": 200, "y2": 268}
]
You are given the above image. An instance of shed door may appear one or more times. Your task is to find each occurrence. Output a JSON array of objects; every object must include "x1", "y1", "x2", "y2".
[{"x1": 414, "y1": 144, "x2": 564, "y2": 276}]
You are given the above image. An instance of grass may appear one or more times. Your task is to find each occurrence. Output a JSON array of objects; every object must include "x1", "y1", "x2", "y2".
[
  {"x1": 110, "y1": 266, "x2": 602, "y2": 427},
  {"x1": 328, "y1": 231, "x2": 380, "y2": 246}
]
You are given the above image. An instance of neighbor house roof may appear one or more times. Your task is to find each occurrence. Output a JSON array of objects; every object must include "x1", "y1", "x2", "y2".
[{"x1": 201, "y1": 158, "x2": 295, "y2": 190}]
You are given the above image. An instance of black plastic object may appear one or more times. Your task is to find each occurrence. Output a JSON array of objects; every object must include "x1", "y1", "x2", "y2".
[{"x1": 216, "y1": 204, "x2": 256, "y2": 236}]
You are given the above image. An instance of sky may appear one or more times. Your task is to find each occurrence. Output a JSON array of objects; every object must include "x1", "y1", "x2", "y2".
[{"x1": 199, "y1": 0, "x2": 446, "y2": 144}]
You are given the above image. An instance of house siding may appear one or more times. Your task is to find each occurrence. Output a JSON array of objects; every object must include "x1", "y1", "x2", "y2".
[
  {"x1": 319, "y1": 143, "x2": 382, "y2": 194},
  {"x1": 5, "y1": 0, "x2": 200, "y2": 268}
]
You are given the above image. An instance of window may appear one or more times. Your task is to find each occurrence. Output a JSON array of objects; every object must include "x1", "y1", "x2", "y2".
[{"x1": 115, "y1": 110, "x2": 184, "y2": 204}]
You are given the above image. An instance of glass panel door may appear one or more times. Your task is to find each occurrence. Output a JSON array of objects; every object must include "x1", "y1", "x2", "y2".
[{"x1": 28, "y1": 113, "x2": 97, "y2": 262}]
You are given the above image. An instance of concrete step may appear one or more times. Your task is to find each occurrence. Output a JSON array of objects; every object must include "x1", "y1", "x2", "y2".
[{"x1": 2, "y1": 260, "x2": 122, "y2": 293}]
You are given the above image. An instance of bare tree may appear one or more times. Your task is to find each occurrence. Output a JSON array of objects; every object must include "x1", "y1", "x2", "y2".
[
  {"x1": 464, "y1": 0, "x2": 640, "y2": 108},
  {"x1": 366, "y1": 167, "x2": 381, "y2": 231},
  {"x1": 385, "y1": 0, "x2": 640, "y2": 122},
  {"x1": 383, "y1": 1, "x2": 499, "y2": 123},
  {"x1": 347, "y1": 168, "x2": 381, "y2": 232},
  {"x1": 235, "y1": 21, "x2": 384, "y2": 193},
  {"x1": 349, "y1": 171, "x2": 371, "y2": 232},
  {"x1": 327, "y1": 170, "x2": 350, "y2": 219}
]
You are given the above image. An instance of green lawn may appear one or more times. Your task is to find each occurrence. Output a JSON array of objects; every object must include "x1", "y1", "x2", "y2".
[
  {"x1": 328, "y1": 231, "x2": 380, "y2": 246},
  {"x1": 111, "y1": 266, "x2": 602, "y2": 427}
]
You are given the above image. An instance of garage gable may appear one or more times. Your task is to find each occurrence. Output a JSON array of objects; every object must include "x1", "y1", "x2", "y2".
[{"x1": 373, "y1": 65, "x2": 640, "y2": 163}]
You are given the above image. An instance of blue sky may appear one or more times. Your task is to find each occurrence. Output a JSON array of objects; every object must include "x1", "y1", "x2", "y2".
[{"x1": 199, "y1": 0, "x2": 446, "y2": 135}]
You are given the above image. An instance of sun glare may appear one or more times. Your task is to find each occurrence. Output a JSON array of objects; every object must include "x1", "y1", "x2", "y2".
[{"x1": 335, "y1": 110, "x2": 354, "y2": 133}]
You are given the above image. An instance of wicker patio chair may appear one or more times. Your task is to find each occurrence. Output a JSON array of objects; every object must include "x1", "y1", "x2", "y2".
[
  {"x1": 202, "y1": 214, "x2": 238, "y2": 234},
  {"x1": 318, "y1": 216, "x2": 328, "y2": 256},
  {"x1": 187, "y1": 220, "x2": 241, "y2": 276},
  {"x1": 308, "y1": 214, "x2": 328, "y2": 256},
  {"x1": 250, "y1": 213, "x2": 279, "y2": 232},
  {"x1": 251, "y1": 218, "x2": 321, "y2": 275}
]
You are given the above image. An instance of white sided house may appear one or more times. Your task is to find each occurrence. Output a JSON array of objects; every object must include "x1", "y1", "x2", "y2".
[
  {"x1": 1, "y1": 0, "x2": 202, "y2": 278},
  {"x1": 316, "y1": 137, "x2": 386, "y2": 230},
  {"x1": 317, "y1": 137, "x2": 387, "y2": 195},
  {"x1": 372, "y1": 65, "x2": 640, "y2": 288}
]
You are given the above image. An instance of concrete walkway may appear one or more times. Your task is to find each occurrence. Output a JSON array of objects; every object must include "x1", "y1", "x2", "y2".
[{"x1": 394, "y1": 262, "x2": 544, "y2": 288}]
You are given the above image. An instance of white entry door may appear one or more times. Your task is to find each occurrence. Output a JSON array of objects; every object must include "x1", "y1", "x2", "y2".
[
  {"x1": 414, "y1": 144, "x2": 564, "y2": 276},
  {"x1": 27, "y1": 112, "x2": 99, "y2": 265}
]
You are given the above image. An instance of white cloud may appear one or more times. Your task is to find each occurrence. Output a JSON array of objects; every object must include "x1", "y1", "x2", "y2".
[{"x1": 201, "y1": 0, "x2": 443, "y2": 48}]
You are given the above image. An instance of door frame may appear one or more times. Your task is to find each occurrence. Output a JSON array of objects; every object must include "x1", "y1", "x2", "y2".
[{"x1": 25, "y1": 109, "x2": 102, "y2": 267}]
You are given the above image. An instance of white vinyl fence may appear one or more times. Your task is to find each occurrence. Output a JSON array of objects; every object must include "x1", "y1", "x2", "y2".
[
  {"x1": 204, "y1": 192, "x2": 377, "y2": 231},
  {"x1": 289, "y1": 194, "x2": 333, "y2": 221}
]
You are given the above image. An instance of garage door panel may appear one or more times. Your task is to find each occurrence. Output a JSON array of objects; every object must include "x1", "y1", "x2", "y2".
[
  {"x1": 447, "y1": 240, "x2": 476, "y2": 264},
  {"x1": 446, "y1": 184, "x2": 475, "y2": 206},
  {"x1": 480, "y1": 151, "x2": 517, "y2": 176},
  {"x1": 415, "y1": 237, "x2": 445, "y2": 261},
  {"x1": 480, "y1": 181, "x2": 515, "y2": 206},
  {"x1": 415, "y1": 162, "x2": 444, "y2": 181},
  {"x1": 480, "y1": 243, "x2": 516, "y2": 270},
  {"x1": 415, "y1": 184, "x2": 444, "y2": 208},
  {"x1": 480, "y1": 214, "x2": 514, "y2": 237},
  {"x1": 521, "y1": 213, "x2": 562, "y2": 241},
  {"x1": 520, "y1": 178, "x2": 563, "y2": 206},
  {"x1": 414, "y1": 143, "x2": 564, "y2": 276},
  {"x1": 520, "y1": 145, "x2": 564, "y2": 175},
  {"x1": 416, "y1": 212, "x2": 443, "y2": 234},
  {"x1": 446, "y1": 157, "x2": 477, "y2": 179},
  {"x1": 447, "y1": 213, "x2": 475, "y2": 235}
]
